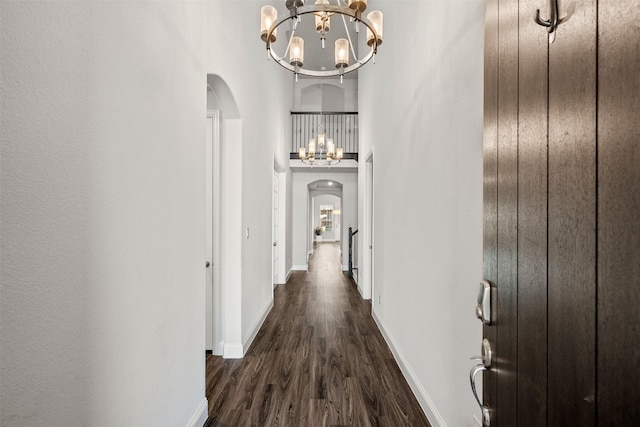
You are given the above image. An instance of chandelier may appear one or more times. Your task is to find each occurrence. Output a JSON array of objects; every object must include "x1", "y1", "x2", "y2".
[
  {"x1": 298, "y1": 79, "x2": 344, "y2": 166},
  {"x1": 299, "y1": 122, "x2": 344, "y2": 166},
  {"x1": 260, "y1": 0, "x2": 384, "y2": 82}
]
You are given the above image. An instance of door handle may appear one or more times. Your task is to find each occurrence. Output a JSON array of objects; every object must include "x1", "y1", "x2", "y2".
[
  {"x1": 273, "y1": 242, "x2": 277, "y2": 247},
  {"x1": 476, "y1": 280, "x2": 492, "y2": 325},
  {"x1": 206, "y1": 261, "x2": 211, "y2": 268},
  {"x1": 470, "y1": 364, "x2": 491, "y2": 426},
  {"x1": 470, "y1": 338, "x2": 492, "y2": 426}
]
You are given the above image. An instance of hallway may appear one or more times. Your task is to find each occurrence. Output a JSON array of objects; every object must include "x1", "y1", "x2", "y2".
[{"x1": 204, "y1": 242, "x2": 430, "y2": 426}]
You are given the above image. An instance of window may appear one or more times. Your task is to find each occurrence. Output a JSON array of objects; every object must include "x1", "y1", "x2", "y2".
[{"x1": 320, "y1": 205, "x2": 333, "y2": 231}]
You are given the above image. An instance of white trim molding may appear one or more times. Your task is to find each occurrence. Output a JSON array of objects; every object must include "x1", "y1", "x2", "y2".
[
  {"x1": 185, "y1": 398, "x2": 208, "y2": 427},
  {"x1": 243, "y1": 301, "x2": 274, "y2": 354},
  {"x1": 225, "y1": 301, "x2": 274, "y2": 359},
  {"x1": 372, "y1": 310, "x2": 447, "y2": 427},
  {"x1": 292, "y1": 264, "x2": 308, "y2": 271},
  {"x1": 223, "y1": 343, "x2": 244, "y2": 359}
]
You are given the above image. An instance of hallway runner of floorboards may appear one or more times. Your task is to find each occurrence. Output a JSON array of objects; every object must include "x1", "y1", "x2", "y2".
[{"x1": 204, "y1": 242, "x2": 431, "y2": 427}]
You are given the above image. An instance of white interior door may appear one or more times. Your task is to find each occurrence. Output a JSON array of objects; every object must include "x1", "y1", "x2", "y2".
[
  {"x1": 365, "y1": 152, "x2": 374, "y2": 302},
  {"x1": 206, "y1": 111, "x2": 223, "y2": 355},
  {"x1": 272, "y1": 169, "x2": 279, "y2": 287},
  {"x1": 205, "y1": 116, "x2": 214, "y2": 351}
]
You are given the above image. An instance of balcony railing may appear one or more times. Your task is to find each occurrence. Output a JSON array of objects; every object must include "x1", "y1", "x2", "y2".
[{"x1": 290, "y1": 112, "x2": 358, "y2": 160}]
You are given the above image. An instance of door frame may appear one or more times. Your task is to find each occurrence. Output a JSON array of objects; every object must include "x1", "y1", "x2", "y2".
[
  {"x1": 273, "y1": 158, "x2": 287, "y2": 286},
  {"x1": 206, "y1": 110, "x2": 223, "y2": 355},
  {"x1": 363, "y1": 148, "x2": 374, "y2": 302}
]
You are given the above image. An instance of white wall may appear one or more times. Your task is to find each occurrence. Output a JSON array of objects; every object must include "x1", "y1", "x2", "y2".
[
  {"x1": 292, "y1": 172, "x2": 357, "y2": 271},
  {"x1": 358, "y1": 1, "x2": 485, "y2": 426},
  {"x1": 205, "y1": 1, "x2": 292, "y2": 354},
  {"x1": 293, "y1": 79, "x2": 358, "y2": 111},
  {"x1": 1, "y1": 2, "x2": 208, "y2": 426}
]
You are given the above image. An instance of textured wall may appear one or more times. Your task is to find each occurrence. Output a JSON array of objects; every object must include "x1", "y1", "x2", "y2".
[{"x1": 1, "y1": 2, "x2": 207, "y2": 425}]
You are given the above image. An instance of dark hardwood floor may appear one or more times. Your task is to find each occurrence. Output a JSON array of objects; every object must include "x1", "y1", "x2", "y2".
[{"x1": 204, "y1": 242, "x2": 431, "y2": 427}]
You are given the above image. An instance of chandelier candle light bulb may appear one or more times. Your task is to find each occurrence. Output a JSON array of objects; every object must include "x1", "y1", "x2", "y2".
[
  {"x1": 290, "y1": 37, "x2": 304, "y2": 67},
  {"x1": 327, "y1": 138, "x2": 335, "y2": 158},
  {"x1": 335, "y1": 38, "x2": 349, "y2": 68},
  {"x1": 309, "y1": 141, "x2": 316, "y2": 161},
  {"x1": 366, "y1": 10, "x2": 383, "y2": 46},
  {"x1": 308, "y1": 139, "x2": 316, "y2": 156},
  {"x1": 260, "y1": 6, "x2": 277, "y2": 43}
]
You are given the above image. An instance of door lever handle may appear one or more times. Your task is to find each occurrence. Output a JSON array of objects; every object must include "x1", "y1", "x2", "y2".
[
  {"x1": 469, "y1": 339, "x2": 493, "y2": 425},
  {"x1": 470, "y1": 364, "x2": 491, "y2": 426}
]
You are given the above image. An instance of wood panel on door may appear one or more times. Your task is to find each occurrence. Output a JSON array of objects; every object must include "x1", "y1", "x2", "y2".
[
  {"x1": 495, "y1": 0, "x2": 519, "y2": 425},
  {"x1": 482, "y1": 0, "x2": 498, "y2": 419},
  {"x1": 548, "y1": 1, "x2": 597, "y2": 424},
  {"x1": 598, "y1": 0, "x2": 640, "y2": 423},
  {"x1": 482, "y1": 0, "x2": 639, "y2": 425},
  {"x1": 517, "y1": 0, "x2": 548, "y2": 424}
]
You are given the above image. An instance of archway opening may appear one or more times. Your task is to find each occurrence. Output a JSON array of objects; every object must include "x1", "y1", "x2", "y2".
[
  {"x1": 308, "y1": 180, "x2": 343, "y2": 266},
  {"x1": 206, "y1": 74, "x2": 241, "y2": 357}
]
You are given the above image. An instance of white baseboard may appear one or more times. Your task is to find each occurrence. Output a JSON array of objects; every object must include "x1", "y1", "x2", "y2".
[
  {"x1": 372, "y1": 310, "x2": 447, "y2": 427},
  {"x1": 242, "y1": 300, "x2": 273, "y2": 355},
  {"x1": 186, "y1": 398, "x2": 208, "y2": 427},
  {"x1": 285, "y1": 268, "x2": 293, "y2": 282},
  {"x1": 213, "y1": 340, "x2": 223, "y2": 356},
  {"x1": 292, "y1": 264, "x2": 308, "y2": 271},
  {"x1": 223, "y1": 343, "x2": 243, "y2": 359},
  {"x1": 341, "y1": 264, "x2": 349, "y2": 271}
]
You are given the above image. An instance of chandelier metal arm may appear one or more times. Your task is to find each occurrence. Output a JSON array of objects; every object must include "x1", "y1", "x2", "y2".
[{"x1": 265, "y1": 4, "x2": 380, "y2": 78}]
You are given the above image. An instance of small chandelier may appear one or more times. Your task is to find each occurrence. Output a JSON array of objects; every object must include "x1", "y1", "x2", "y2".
[
  {"x1": 298, "y1": 80, "x2": 344, "y2": 166},
  {"x1": 299, "y1": 123, "x2": 344, "y2": 166},
  {"x1": 260, "y1": 0, "x2": 384, "y2": 82}
]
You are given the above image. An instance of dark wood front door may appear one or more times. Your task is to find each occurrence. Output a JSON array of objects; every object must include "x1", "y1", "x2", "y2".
[{"x1": 482, "y1": 0, "x2": 639, "y2": 425}]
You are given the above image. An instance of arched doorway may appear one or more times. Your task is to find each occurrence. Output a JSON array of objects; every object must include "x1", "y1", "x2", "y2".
[
  {"x1": 206, "y1": 75, "x2": 241, "y2": 357},
  {"x1": 308, "y1": 180, "x2": 343, "y2": 266}
]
